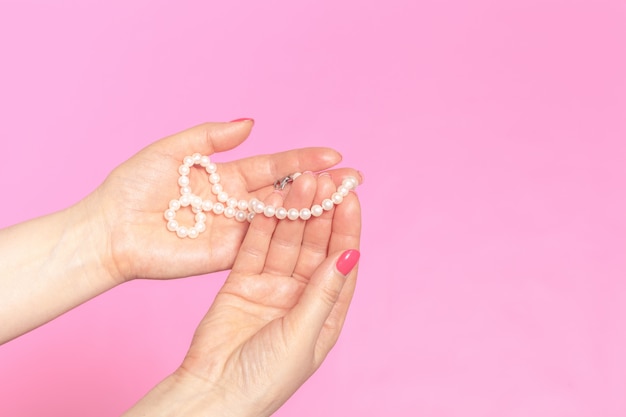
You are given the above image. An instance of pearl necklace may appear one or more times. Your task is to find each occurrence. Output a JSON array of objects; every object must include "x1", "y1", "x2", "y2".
[{"x1": 164, "y1": 153, "x2": 359, "y2": 238}]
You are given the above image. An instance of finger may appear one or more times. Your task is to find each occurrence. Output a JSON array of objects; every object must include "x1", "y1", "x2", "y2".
[
  {"x1": 284, "y1": 249, "x2": 361, "y2": 347},
  {"x1": 230, "y1": 190, "x2": 284, "y2": 275},
  {"x1": 153, "y1": 120, "x2": 255, "y2": 158},
  {"x1": 292, "y1": 173, "x2": 337, "y2": 281},
  {"x1": 262, "y1": 172, "x2": 317, "y2": 277},
  {"x1": 230, "y1": 148, "x2": 343, "y2": 192}
]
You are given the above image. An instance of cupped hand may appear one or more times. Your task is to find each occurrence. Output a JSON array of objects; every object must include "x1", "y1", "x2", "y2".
[
  {"x1": 172, "y1": 171, "x2": 362, "y2": 417},
  {"x1": 87, "y1": 121, "x2": 357, "y2": 283}
]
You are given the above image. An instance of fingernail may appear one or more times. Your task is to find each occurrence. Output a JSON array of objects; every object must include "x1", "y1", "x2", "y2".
[
  {"x1": 229, "y1": 118, "x2": 254, "y2": 123},
  {"x1": 318, "y1": 172, "x2": 332, "y2": 178},
  {"x1": 357, "y1": 170, "x2": 364, "y2": 184},
  {"x1": 336, "y1": 249, "x2": 360, "y2": 276}
]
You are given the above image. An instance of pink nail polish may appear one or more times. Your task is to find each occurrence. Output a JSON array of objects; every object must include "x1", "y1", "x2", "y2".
[
  {"x1": 229, "y1": 118, "x2": 254, "y2": 123},
  {"x1": 336, "y1": 249, "x2": 360, "y2": 276}
]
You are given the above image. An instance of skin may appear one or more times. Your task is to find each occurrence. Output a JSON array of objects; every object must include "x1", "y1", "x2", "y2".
[{"x1": 0, "y1": 120, "x2": 362, "y2": 415}]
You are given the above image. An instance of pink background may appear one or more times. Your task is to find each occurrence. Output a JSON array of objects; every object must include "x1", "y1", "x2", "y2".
[{"x1": 1, "y1": 1, "x2": 626, "y2": 416}]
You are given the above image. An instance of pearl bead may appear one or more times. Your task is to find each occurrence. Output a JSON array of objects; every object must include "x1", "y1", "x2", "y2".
[
  {"x1": 275, "y1": 207, "x2": 287, "y2": 219},
  {"x1": 178, "y1": 176, "x2": 190, "y2": 187},
  {"x1": 180, "y1": 194, "x2": 191, "y2": 207},
  {"x1": 235, "y1": 210, "x2": 247, "y2": 222},
  {"x1": 209, "y1": 173, "x2": 220, "y2": 184},
  {"x1": 200, "y1": 155, "x2": 210, "y2": 167},
  {"x1": 176, "y1": 226, "x2": 188, "y2": 238},
  {"x1": 287, "y1": 208, "x2": 300, "y2": 220},
  {"x1": 166, "y1": 220, "x2": 179, "y2": 231},
  {"x1": 227, "y1": 197, "x2": 238, "y2": 208},
  {"x1": 201, "y1": 200, "x2": 213, "y2": 211},
  {"x1": 299, "y1": 208, "x2": 312, "y2": 220},
  {"x1": 322, "y1": 198, "x2": 334, "y2": 211},
  {"x1": 191, "y1": 195, "x2": 203, "y2": 208},
  {"x1": 183, "y1": 156, "x2": 194, "y2": 167},
  {"x1": 180, "y1": 186, "x2": 192, "y2": 195},
  {"x1": 205, "y1": 162, "x2": 217, "y2": 174},
  {"x1": 195, "y1": 212, "x2": 207, "y2": 223},
  {"x1": 247, "y1": 212, "x2": 256, "y2": 222},
  {"x1": 187, "y1": 227, "x2": 199, "y2": 239},
  {"x1": 195, "y1": 222, "x2": 206, "y2": 233},
  {"x1": 237, "y1": 200, "x2": 248, "y2": 211},
  {"x1": 331, "y1": 192, "x2": 343, "y2": 204},
  {"x1": 311, "y1": 205, "x2": 323, "y2": 217},
  {"x1": 213, "y1": 203, "x2": 225, "y2": 215},
  {"x1": 263, "y1": 205, "x2": 276, "y2": 217},
  {"x1": 192, "y1": 153, "x2": 202, "y2": 163},
  {"x1": 192, "y1": 206, "x2": 202, "y2": 214},
  {"x1": 178, "y1": 165, "x2": 190, "y2": 176},
  {"x1": 224, "y1": 206, "x2": 236, "y2": 218},
  {"x1": 169, "y1": 199, "x2": 181, "y2": 210},
  {"x1": 343, "y1": 176, "x2": 358, "y2": 190},
  {"x1": 337, "y1": 185, "x2": 349, "y2": 197},
  {"x1": 217, "y1": 191, "x2": 229, "y2": 203},
  {"x1": 254, "y1": 201, "x2": 265, "y2": 214},
  {"x1": 212, "y1": 184, "x2": 223, "y2": 194}
]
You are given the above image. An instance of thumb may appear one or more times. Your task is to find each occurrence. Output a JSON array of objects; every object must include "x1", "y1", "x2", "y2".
[
  {"x1": 286, "y1": 249, "x2": 361, "y2": 343},
  {"x1": 157, "y1": 119, "x2": 255, "y2": 157}
]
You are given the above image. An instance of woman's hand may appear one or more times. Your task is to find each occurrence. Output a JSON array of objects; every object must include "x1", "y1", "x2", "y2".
[
  {"x1": 89, "y1": 120, "x2": 358, "y2": 283},
  {"x1": 123, "y1": 171, "x2": 362, "y2": 417}
]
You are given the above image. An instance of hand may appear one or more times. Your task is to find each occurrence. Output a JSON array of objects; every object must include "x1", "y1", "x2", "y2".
[
  {"x1": 123, "y1": 171, "x2": 362, "y2": 416},
  {"x1": 86, "y1": 121, "x2": 358, "y2": 283}
]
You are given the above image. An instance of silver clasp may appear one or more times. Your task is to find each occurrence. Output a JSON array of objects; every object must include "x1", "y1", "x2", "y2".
[{"x1": 273, "y1": 173, "x2": 301, "y2": 190}]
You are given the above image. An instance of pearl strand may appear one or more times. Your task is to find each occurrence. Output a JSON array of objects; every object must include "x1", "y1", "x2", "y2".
[{"x1": 164, "y1": 153, "x2": 359, "y2": 238}]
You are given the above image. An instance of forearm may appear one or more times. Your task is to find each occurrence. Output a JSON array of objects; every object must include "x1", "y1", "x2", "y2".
[{"x1": 0, "y1": 197, "x2": 118, "y2": 343}]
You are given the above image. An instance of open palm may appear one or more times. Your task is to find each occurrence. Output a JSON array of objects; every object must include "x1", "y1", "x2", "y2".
[
  {"x1": 89, "y1": 121, "x2": 356, "y2": 283},
  {"x1": 178, "y1": 171, "x2": 361, "y2": 416}
]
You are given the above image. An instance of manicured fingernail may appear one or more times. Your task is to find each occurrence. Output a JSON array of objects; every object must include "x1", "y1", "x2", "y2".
[
  {"x1": 272, "y1": 189, "x2": 284, "y2": 197},
  {"x1": 318, "y1": 172, "x2": 331, "y2": 178},
  {"x1": 229, "y1": 118, "x2": 254, "y2": 123},
  {"x1": 336, "y1": 249, "x2": 360, "y2": 276}
]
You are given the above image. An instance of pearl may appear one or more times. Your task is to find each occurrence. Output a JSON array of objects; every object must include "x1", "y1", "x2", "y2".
[
  {"x1": 227, "y1": 197, "x2": 238, "y2": 208},
  {"x1": 180, "y1": 186, "x2": 192, "y2": 195},
  {"x1": 195, "y1": 212, "x2": 207, "y2": 223},
  {"x1": 275, "y1": 207, "x2": 287, "y2": 219},
  {"x1": 187, "y1": 227, "x2": 199, "y2": 239},
  {"x1": 178, "y1": 176, "x2": 190, "y2": 187},
  {"x1": 224, "y1": 206, "x2": 236, "y2": 218},
  {"x1": 200, "y1": 155, "x2": 210, "y2": 167},
  {"x1": 191, "y1": 195, "x2": 203, "y2": 208},
  {"x1": 235, "y1": 210, "x2": 247, "y2": 222},
  {"x1": 299, "y1": 208, "x2": 312, "y2": 220},
  {"x1": 322, "y1": 198, "x2": 334, "y2": 211},
  {"x1": 195, "y1": 222, "x2": 206, "y2": 233},
  {"x1": 183, "y1": 156, "x2": 194, "y2": 167},
  {"x1": 287, "y1": 208, "x2": 300, "y2": 220},
  {"x1": 205, "y1": 162, "x2": 217, "y2": 174},
  {"x1": 212, "y1": 184, "x2": 223, "y2": 194},
  {"x1": 237, "y1": 200, "x2": 249, "y2": 211},
  {"x1": 343, "y1": 176, "x2": 358, "y2": 189},
  {"x1": 201, "y1": 200, "x2": 213, "y2": 211},
  {"x1": 192, "y1": 153, "x2": 202, "y2": 163},
  {"x1": 311, "y1": 205, "x2": 323, "y2": 217},
  {"x1": 178, "y1": 165, "x2": 190, "y2": 176},
  {"x1": 180, "y1": 194, "x2": 191, "y2": 207},
  {"x1": 337, "y1": 185, "x2": 349, "y2": 197},
  {"x1": 213, "y1": 203, "x2": 225, "y2": 215},
  {"x1": 217, "y1": 191, "x2": 229, "y2": 203},
  {"x1": 192, "y1": 206, "x2": 202, "y2": 214},
  {"x1": 247, "y1": 212, "x2": 256, "y2": 222},
  {"x1": 176, "y1": 226, "x2": 188, "y2": 238},
  {"x1": 209, "y1": 173, "x2": 220, "y2": 184},
  {"x1": 263, "y1": 205, "x2": 276, "y2": 217},
  {"x1": 166, "y1": 220, "x2": 179, "y2": 231},
  {"x1": 254, "y1": 201, "x2": 265, "y2": 214},
  {"x1": 169, "y1": 199, "x2": 181, "y2": 210},
  {"x1": 331, "y1": 192, "x2": 343, "y2": 204}
]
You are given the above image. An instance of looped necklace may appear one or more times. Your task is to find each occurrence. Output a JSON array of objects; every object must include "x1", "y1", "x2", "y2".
[{"x1": 164, "y1": 153, "x2": 359, "y2": 238}]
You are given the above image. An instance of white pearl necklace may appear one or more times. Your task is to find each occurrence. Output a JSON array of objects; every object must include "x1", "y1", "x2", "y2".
[{"x1": 164, "y1": 153, "x2": 359, "y2": 238}]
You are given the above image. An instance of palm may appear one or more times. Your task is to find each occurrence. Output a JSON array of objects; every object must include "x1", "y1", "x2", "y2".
[
  {"x1": 90, "y1": 122, "x2": 346, "y2": 282},
  {"x1": 179, "y1": 172, "x2": 362, "y2": 415}
]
